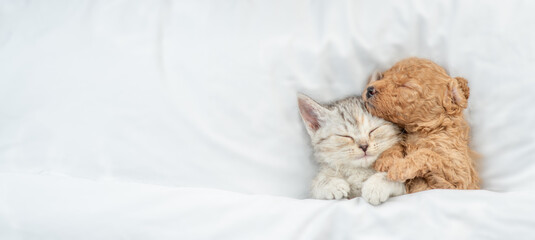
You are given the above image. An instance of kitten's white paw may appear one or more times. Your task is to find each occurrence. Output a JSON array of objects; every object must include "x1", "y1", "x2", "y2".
[
  {"x1": 362, "y1": 172, "x2": 405, "y2": 205},
  {"x1": 362, "y1": 182, "x2": 389, "y2": 205},
  {"x1": 312, "y1": 178, "x2": 350, "y2": 200}
]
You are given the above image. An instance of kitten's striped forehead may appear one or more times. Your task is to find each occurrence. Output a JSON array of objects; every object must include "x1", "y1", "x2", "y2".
[{"x1": 327, "y1": 96, "x2": 371, "y2": 127}]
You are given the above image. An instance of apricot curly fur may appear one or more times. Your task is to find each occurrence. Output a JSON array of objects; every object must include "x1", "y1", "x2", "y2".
[{"x1": 366, "y1": 58, "x2": 480, "y2": 193}]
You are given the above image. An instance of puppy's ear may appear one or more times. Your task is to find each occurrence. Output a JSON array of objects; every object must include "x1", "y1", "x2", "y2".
[
  {"x1": 367, "y1": 70, "x2": 383, "y2": 84},
  {"x1": 297, "y1": 93, "x2": 329, "y2": 136},
  {"x1": 454, "y1": 77, "x2": 470, "y2": 101},
  {"x1": 444, "y1": 77, "x2": 469, "y2": 113}
]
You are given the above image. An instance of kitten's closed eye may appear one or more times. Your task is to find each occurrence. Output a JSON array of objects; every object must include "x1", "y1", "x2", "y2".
[
  {"x1": 369, "y1": 125, "x2": 383, "y2": 136},
  {"x1": 369, "y1": 125, "x2": 394, "y2": 139},
  {"x1": 335, "y1": 134, "x2": 355, "y2": 142}
]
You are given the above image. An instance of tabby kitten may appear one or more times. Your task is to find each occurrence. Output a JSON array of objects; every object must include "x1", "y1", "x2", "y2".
[{"x1": 298, "y1": 93, "x2": 405, "y2": 205}]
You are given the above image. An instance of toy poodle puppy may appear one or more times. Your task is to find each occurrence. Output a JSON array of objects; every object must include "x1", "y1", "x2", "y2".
[{"x1": 362, "y1": 57, "x2": 480, "y2": 193}]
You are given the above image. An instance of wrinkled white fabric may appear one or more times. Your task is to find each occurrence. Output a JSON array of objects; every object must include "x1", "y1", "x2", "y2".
[
  {"x1": 1, "y1": 0, "x2": 535, "y2": 239},
  {"x1": 1, "y1": 173, "x2": 535, "y2": 240}
]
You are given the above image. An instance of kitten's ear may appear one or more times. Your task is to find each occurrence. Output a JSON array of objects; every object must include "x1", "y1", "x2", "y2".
[
  {"x1": 297, "y1": 93, "x2": 329, "y2": 135},
  {"x1": 367, "y1": 70, "x2": 383, "y2": 84}
]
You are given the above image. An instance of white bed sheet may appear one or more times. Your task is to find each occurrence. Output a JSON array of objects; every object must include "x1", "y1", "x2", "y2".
[
  {"x1": 2, "y1": 172, "x2": 535, "y2": 240},
  {"x1": 1, "y1": 0, "x2": 535, "y2": 239}
]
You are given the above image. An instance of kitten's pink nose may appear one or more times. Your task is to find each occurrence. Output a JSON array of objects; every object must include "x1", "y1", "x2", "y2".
[{"x1": 359, "y1": 144, "x2": 368, "y2": 152}]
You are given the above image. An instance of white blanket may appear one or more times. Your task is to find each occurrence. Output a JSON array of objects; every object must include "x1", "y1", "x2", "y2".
[{"x1": 1, "y1": 0, "x2": 535, "y2": 239}]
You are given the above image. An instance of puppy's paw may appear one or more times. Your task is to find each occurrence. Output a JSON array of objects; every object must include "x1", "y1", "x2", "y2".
[
  {"x1": 312, "y1": 178, "x2": 350, "y2": 200},
  {"x1": 362, "y1": 172, "x2": 405, "y2": 205},
  {"x1": 374, "y1": 157, "x2": 394, "y2": 172},
  {"x1": 387, "y1": 164, "x2": 418, "y2": 181}
]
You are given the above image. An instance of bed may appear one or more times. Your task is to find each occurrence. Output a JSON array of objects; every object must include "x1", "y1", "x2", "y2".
[{"x1": 1, "y1": 1, "x2": 535, "y2": 239}]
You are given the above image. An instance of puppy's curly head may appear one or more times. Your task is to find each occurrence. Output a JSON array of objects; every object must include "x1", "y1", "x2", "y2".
[{"x1": 363, "y1": 58, "x2": 469, "y2": 130}]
